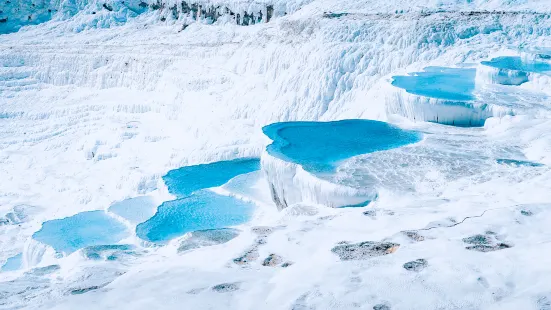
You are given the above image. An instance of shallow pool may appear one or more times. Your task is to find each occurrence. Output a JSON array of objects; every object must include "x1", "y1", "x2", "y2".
[
  {"x1": 1, "y1": 253, "x2": 22, "y2": 272},
  {"x1": 32, "y1": 211, "x2": 128, "y2": 254},
  {"x1": 263, "y1": 120, "x2": 421, "y2": 173},
  {"x1": 136, "y1": 190, "x2": 255, "y2": 243},
  {"x1": 163, "y1": 158, "x2": 261, "y2": 198},
  {"x1": 134, "y1": 158, "x2": 261, "y2": 243},
  {"x1": 108, "y1": 196, "x2": 156, "y2": 224},
  {"x1": 391, "y1": 67, "x2": 476, "y2": 101}
]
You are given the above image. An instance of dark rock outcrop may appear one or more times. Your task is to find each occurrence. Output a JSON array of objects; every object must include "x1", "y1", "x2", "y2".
[
  {"x1": 403, "y1": 259, "x2": 428, "y2": 272},
  {"x1": 212, "y1": 282, "x2": 240, "y2": 293}
]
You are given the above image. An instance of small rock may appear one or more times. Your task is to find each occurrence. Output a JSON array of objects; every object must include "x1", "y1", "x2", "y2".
[
  {"x1": 251, "y1": 226, "x2": 274, "y2": 236},
  {"x1": 477, "y1": 277, "x2": 490, "y2": 288},
  {"x1": 233, "y1": 246, "x2": 259, "y2": 265},
  {"x1": 212, "y1": 282, "x2": 240, "y2": 293},
  {"x1": 331, "y1": 241, "x2": 400, "y2": 261},
  {"x1": 537, "y1": 296, "x2": 551, "y2": 310},
  {"x1": 363, "y1": 210, "x2": 377, "y2": 217},
  {"x1": 281, "y1": 261, "x2": 294, "y2": 268},
  {"x1": 255, "y1": 237, "x2": 267, "y2": 245},
  {"x1": 403, "y1": 259, "x2": 428, "y2": 272},
  {"x1": 463, "y1": 234, "x2": 492, "y2": 245},
  {"x1": 521, "y1": 210, "x2": 533, "y2": 216},
  {"x1": 373, "y1": 303, "x2": 391, "y2": 310},
  {"x1": 70, "y1": 285, "x2": 102, "y2": 295},
  {"x1": 262, "y1": 254, "x2": 283, "y2": 267},
  {"x1": 186, "y1": 287, "x2": 206, "y2": 294},
  {"x1": 466, "y1": 243, "x2": 512, "y2": 252},
  {"x1": 402, "y1": 230, "x2": 425, "y2": 242},
  {"x1": 350, "y1": 276, "x2": 362, "y2": 283}
]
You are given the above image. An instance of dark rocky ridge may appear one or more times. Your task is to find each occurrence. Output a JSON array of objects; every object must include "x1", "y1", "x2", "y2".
[{"x1": 147, "y1": 0, "x2": 277, "y2": 26}]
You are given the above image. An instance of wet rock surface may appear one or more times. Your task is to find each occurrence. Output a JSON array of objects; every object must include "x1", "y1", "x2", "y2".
[
  {"x1": 331, "y1": 241, "x2": 400, "y2": 261},
  {"x1": 178, "y1": 228, "x2": 240, "y2": 252},
  {"x1": 403, "y1": 259, "x2": 428, "y2": 272}
]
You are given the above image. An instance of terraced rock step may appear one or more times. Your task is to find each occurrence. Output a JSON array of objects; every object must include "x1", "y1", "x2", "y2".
[
  {"x1": 392, "y1": 67, "x2": 476, "y2": 101},
  {"x1": 262, "y1": 120, "x2": 420, "y2": 209},
  {"x1": 479, "y1": 56, "x2": 551, "y2": 86},
  {"x1": 388, "y1": 67, "x2": 495, "y2": 126},
  {"x1": 388, "y1": 61, "x2": 551, "y2": 126},
  {"x1": 521, "y1": 47, "x2": 551, "y2": 62}
]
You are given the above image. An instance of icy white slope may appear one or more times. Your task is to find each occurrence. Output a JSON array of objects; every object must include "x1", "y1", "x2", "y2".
[{"x1": 2, "y1": 0, "x2": 551, "y2": 309}]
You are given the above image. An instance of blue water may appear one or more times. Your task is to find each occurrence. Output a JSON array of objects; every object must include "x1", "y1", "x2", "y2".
[
  {"x1": 136, "y1": 190, "x2": 255, "y2": 243},
  {"x1": 108, "y1": 196, "x2": 156, "y2": 224},
  {"x1": 391, "y1": 67, "x2": 476, "y2": 101},
  {"x1": 263, "y1": 120, "x2": 421, "y2": 173},
  {"x1": 481, "y1": 56, "x2": 551, "y2": 74},
  {"x1": 1, "y1": 253, "x2": 22, "y2": 272},
  {"x1": 32, "y1": 211, "x2": 128, "y2": 254},
  {"x1": 337, "y1": 199, "x2": 373, "y2": 208},
  {"x1": 163, "y1": 158, "x2": 260, "y2": 198}
]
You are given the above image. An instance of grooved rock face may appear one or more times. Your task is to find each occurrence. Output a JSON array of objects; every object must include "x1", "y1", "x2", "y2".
[{"x1": 331, "y1": 241, "x2": 400, "y2": 261}]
